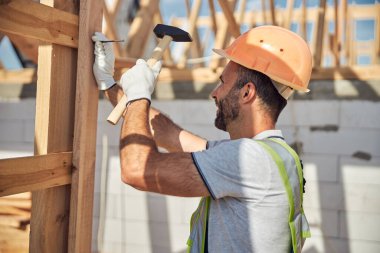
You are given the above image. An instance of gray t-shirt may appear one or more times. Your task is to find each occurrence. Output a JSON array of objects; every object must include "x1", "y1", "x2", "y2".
[{"x1": 191, "y1": 130, "x2": 291, "y2": 253}]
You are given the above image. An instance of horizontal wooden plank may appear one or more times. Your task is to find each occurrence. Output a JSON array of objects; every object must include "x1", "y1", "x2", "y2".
[
  {"x1": 0, "y1": 0, "x2": 78, "y2": 48},
  {"x1": 0, "y1": 198, "x2": 31, "y2": 209},
  {"x1": 312, "y1": 66, "x2": 380, "y2": 80},
  {"x1": 0, "y1": 152, "x2": 72, "y2": 197},
  {"x1": 1, "y1": 65, "x2": 380, "y2": 86},
  {"x1": 0, "y1": 68, "x2": 36, "y2": 84}
]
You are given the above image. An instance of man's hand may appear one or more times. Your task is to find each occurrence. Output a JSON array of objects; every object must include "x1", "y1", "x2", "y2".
[
  {"x1": 92, "y1": 32, "x2": 116, "y2": 90},
  {"x1": 119, "y1": 59, "x2": 162, "y2": 105}
]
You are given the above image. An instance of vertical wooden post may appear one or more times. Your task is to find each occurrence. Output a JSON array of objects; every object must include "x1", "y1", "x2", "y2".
[
  {"x1": 30, "y1": 1, "x2": 78, "y2": 252},
  {"x1": 333, "y1": 0, "x2": 340, "y2": 66},
  {"x1": 269, "y1": 0, "x2": 277, "y2": 26},
  {"x1": 314, "y1": 0, "x2": 327, "y2": 67},
  {"x1": 68, "y1": 0, "x2": 102, "y2": 252},
  {"x1": 285, "y1": 0, "x2": 294, "y2": 29},
  {"x1": 178, "y1": 0, "x2": 202, "y2": 68}
]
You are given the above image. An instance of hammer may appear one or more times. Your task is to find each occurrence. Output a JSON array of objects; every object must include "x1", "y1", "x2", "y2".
[{"x1": 107, "y1": 24, "x2": 192, "y2": 125}]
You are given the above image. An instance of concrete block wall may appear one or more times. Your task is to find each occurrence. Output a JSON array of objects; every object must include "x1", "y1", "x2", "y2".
[{"x1": 0, "y1": 97, "x2": 379, "y2": 253}]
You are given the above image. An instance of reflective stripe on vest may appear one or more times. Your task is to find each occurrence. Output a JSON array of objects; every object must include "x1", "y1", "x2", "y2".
[
  {"x1": 257, "y1": 139, "x2": 311, "y2": 253},
  {"x1": 187, "y1": 138, "x2": 310, "y2": 253},
  {"x1": 187, "y1": 196, "x2": 210, "y2": 253}
]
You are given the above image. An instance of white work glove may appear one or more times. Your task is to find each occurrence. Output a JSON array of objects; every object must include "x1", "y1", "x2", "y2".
[
  {"x1": 119, "y1": 59, "x2": 162, "y2": 105},
  {"x1": 92, "y1": 32, "x2": 116, "y2": 90}
]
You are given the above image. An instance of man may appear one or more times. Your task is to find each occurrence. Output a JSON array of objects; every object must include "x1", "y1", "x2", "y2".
[{"x1": 93, "y1": 25, "x2": 311, "y2": 253}]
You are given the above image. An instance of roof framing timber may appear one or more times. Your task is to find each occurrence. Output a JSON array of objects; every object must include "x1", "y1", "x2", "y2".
[{"x1": 0, "y1": 0, "x2": 78, "y2": 48}]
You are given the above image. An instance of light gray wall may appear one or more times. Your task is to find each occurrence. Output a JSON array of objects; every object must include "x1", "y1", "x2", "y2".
[{"x1": 1, "y1": 82, "x2": 380, "y2": 252}]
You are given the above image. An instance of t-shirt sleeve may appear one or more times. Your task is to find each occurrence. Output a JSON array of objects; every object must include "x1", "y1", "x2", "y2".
[{"x1": 191, "y1": 139, "x2": 272, "y2": 200}]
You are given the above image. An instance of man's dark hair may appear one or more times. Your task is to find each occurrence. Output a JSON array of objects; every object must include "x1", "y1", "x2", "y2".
[{"x1": 234, "y1": 65, "x2": 287, "y2": 123}]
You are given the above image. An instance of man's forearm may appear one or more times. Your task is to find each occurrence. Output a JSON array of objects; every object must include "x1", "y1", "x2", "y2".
[{"x1": 119, "y1": 100, "x2": 158, "y2": 187}]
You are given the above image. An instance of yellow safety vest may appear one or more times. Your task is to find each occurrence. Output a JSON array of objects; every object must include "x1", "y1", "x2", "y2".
[{"x1": 187, "y1": 138, "x2": 310, "y2": 253}]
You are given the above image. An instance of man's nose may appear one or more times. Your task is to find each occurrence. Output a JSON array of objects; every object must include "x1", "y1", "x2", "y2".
[{"x1": 210, "y1": 83, "x2": 220, "y2": 99}]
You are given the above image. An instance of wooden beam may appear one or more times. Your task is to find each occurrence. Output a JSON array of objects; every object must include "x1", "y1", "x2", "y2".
[
  {"x1": 125, "y1": 0, "x2": 159, "y2": 58},
  {"x1": 118, "y1": 65, "x2": 380, "y2": 83},
  {"x1": 0, "y1": 0, "x2": 78, "y2": 48},
  {"x1": 210, "y1": 0, "x2": 237, "y2": 69},
  {"x1": 208, "y1": 0, "x2": 218, "y2": 35},
  {"x1": 0, "y1": 153, "x2": 72, "y2": 197},
  {"x1": 68, "y1": 0, "x2": 102, "y2": 252},
  {"x1": 284, "y1": 0, "x2": 294, "y2": 29},
  {"x1": 178, "y1": 0, "x2": 203, "y2": 68},
  {"x1": 312, "y1": 66, "x2": 380, "y2": 80},
  {"x1": 0, "y1": 68, "x2": 36, "y2": 84},
  {"x1": 314, "y1": 0, "x2": 327, "y2": 67},
  {"x1": 218, "y1": 0, "x2": 241, "y2": 38},
  {"x1": 269, "y1": 0, "x2": 277, "y2": 26},
  {"x1": 102, "y1": 0, "x2": 123, "y2": 57},
  {"x1": 333, "y1": 0, "x2": 340, "y2": 66},
  {"x1": 29, "y1": 1, "x2": 78, "y2": 252}
]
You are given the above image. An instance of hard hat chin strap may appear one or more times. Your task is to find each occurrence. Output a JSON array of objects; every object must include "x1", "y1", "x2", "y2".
[{"x1": 272, "y1": 80, "x2": 294, "y2": 100}]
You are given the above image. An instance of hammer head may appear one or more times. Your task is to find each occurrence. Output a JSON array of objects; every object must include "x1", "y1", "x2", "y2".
[{"x1": 153, "y1": 24, "x2": 192, "y2": 42}]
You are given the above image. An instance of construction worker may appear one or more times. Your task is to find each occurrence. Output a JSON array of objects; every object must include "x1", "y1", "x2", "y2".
[{"x1": 92, "y1": 25, "x2": 311, "y2": 253}]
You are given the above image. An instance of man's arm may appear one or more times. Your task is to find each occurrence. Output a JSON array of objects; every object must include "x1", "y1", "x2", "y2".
[
  {"x1": 103, "y1": 87, "x2": 207, "y2": 152},
  {"x1": 120, "y1": 99, "x2": 210, "y2": 197}
]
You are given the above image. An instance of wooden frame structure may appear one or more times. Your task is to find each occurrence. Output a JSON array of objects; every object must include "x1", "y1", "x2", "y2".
[
  {"x1": 0, "y1": 0, "x2": 379, "y2": 252},
  {"x1": 0, "y1": 0, "x2": 102, "y2": 252}
]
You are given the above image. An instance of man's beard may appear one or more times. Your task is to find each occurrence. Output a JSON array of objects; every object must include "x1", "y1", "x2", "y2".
[{"x1": 214, "y1": 88, "x2": 240, "y2": 131}]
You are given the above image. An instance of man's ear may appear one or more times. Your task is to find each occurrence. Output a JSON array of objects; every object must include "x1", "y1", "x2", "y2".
[{"x1": 241, "y1": 82, "x2": 256, "y2": 103}]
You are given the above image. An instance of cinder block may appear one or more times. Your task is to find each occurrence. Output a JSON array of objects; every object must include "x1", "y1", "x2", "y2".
[
  {"x1": 168, "y1": 223, "x2": 191, "y2": 251},
  {"x1": 106, "y1": 170, "x2": 125, "y2": 195},
  {"x1": 97, "y1": 100, "x2": 115, "y2": 122},
  {"x1": 340, "y1": 211, "x2": 380, "y2": 241},
  {"x1": 0, "y1": 143, "x2": 33, "y2": 159},
  {"x1": 342, "y1": 184, "x2": 380, "y2": 213},
  {"x1": 96, "y1": 122, "x2": 122, "y2": 148},
  {"x1": 0, "y1": 100, "x2": 36, "y2": 120},
  {"x1": 308, "y1": 225, "x2": 380, "y2": 252},
  {"x1": 340, "y1": 156, "x2": 380, "y2": 185},
  {"x1": 340, "y1": 101, "x2": 380, "y2": 129},
  {"x1": 145, "y1": 221, "x2": 173, "y2": 248},
  {"x1": 180, "y1": 100, "x2": 216, "y2": 125},
  {"x1": 23, "y1": 119, "x2": 34, "y2": 143},
  {"x1": 123, "y1": 220, "x2": 151, "y2": 245},
  {"x1": 182, "y1": 124, "x2": 226, "y2": 141},
  {"x1": 278, "y1": 101, "x2": 340, "y2": 127},
  {"x1": 152, "y1": 100, "x2": 186, "y2": 124},
  {"x1": 114, "y1": 195, "x2": 148, "y2": 221},
  {"x1": 124, "y1": 244, "x2": 152, "y2": 253},
  {"x1": 183, "y1": 197, "x2": 202, "y2": 224},
  {"x1": 304, "y1": 208, "x2": 339, "y2": 237},
  {"x1": 103, "y1": 218, "x2": 123, "y2": 243},
  {"x1": 0, "y1": 120, "x2": 24, "y2": 142},
  {"x1": 302, "y1": 154, "x2": 339, "y2": 182},
  {"x1": 166, "y1": 196, "x2": 186, "y2": 224},
  {"x1": 298, "y1": 127, "x2": 380, "y2": 156},
  {"x1": 303, "y1": 182, "x2": 343, "y2": 210}
]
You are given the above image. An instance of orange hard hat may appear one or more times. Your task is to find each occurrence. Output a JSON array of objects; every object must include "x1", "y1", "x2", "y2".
[{"x1": 213, "y1": 25, "x2": 312, "y2": 99}]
